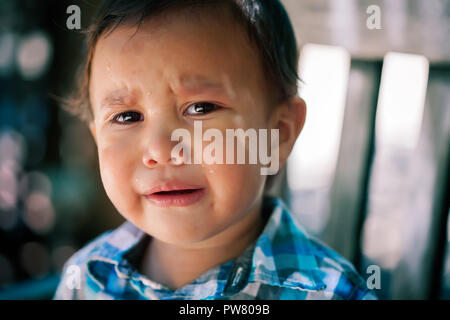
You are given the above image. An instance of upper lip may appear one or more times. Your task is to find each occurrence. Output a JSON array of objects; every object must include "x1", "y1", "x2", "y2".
[{"x1": 144, "y1": 181, "x2": 204, "y2": 195}]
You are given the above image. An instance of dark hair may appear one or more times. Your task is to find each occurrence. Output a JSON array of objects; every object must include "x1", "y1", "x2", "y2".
[{"x1": 62, "y1": 0, "x2": 300, "y2": 123}]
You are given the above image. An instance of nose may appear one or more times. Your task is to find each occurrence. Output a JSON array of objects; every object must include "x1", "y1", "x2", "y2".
[{"x1": 142, "y1": 125, "x2": 186, "y2": 168}]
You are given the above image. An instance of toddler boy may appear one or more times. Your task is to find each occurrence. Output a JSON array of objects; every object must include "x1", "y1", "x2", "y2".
[{"x1": 54, "y1": 0, "x2": 376, "y2": 300}]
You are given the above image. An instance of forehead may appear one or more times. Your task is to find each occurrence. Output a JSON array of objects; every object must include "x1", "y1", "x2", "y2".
[{"x1": 89, "y1": 6, "x2": 269, "y2": 107}]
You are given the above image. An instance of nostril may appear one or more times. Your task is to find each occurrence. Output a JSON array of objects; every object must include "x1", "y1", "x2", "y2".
[{"x1": 144, "y1": 154, "x2": 183, "y2": 167}]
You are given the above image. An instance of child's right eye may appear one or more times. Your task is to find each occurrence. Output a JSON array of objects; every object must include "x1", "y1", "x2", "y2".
[{"x1": 111, "y1": 111, "x2": 144, "y2": 125}]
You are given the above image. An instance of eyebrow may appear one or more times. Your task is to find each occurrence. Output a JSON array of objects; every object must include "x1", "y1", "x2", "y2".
[
  {"x1": 100, "y1": 89, "x2": 135, "y2": 109},
  {"x1": 99, "y1": 75, "x2": 233, "y2": 109},
  {"x1": 174, "y1": 74, "x2": 233, "y2": 99}
]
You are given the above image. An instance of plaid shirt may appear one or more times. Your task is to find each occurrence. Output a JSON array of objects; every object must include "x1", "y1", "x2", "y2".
[{"x1": 53, "y1": 196, "x2": 377, "y2": 300}]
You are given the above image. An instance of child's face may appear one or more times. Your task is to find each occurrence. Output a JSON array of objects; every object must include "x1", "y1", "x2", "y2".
[{"x1": 88, "y1": 9, "x2": 296, "y2": 246}]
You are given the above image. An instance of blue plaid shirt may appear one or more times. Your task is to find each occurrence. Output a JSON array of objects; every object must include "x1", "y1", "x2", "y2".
[{"x1": 53, "y1": 196, "x2": 377, "y2": 300}]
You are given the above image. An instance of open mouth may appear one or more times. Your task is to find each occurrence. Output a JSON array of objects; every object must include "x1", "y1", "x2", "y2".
[
  {"x1": 153, "y1": 189, "x2": 200, "y2": 195},
  {"x1": 145, "y1": 187, "x2": 206, "y2": 207}
]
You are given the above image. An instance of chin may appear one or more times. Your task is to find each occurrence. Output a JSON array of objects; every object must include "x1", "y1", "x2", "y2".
[{"x1": 155, "y1": 226, "x2": 221, "y2": 245}]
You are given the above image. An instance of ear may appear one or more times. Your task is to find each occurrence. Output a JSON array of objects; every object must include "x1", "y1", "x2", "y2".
[
  {"x1": 89, "y1": 122, "x2": 97, "y2": 145},
  {"x1": 269, "y1": 96, "x2": 306, "y2": 168}
]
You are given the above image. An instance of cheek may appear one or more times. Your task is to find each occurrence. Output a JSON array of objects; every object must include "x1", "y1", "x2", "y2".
[
  {"x1": 97, "y1": 142, "x2": 137, "y2": 212},
  {"x1": 206, "y1": 163, "x2": 265, "y2": 212},
  {"x1": 201, "y1": 114, "x2": 269, "y2": 210}
]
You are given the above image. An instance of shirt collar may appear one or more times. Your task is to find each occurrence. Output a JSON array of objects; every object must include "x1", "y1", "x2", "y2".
[
  {"x1": 246, "y1": 196, "x2": 326, "y2": 292},
  {"x1": 85, "y1": 221, "x2": 149, "y2": 290},
  {"x1": 85, "y1": 195, "x2": 326, "y2": 296}
]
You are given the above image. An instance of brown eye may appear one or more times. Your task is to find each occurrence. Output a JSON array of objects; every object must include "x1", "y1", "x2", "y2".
[
  {"x1": 111, "y1": 111, "x2": 143, "y2": 124},
  {"x1": 184, "y1": 102, "x2": 220, "y2": 116}
]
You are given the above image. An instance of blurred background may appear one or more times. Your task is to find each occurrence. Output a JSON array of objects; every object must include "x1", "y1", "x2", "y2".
[{"x1": 0, "y1": 0, "x2": 448, "y2": 299}]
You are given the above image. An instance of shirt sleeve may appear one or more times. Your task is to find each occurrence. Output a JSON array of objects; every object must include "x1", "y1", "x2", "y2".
[
  {"x1": 53, "y1": 230, "x2": 115, "y2": 300},
  {"x1": 53, "y1": 255, "x2": 87, "y2": 300}
]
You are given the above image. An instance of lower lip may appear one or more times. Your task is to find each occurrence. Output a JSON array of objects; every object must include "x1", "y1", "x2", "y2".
[{"x1": 144, "y1": 188, "x2": 206, "y2": 207}]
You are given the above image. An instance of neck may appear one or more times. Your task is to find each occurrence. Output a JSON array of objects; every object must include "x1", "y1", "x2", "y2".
[{"x1": 139, "y1": 200, "x2": 265, "y2": 290}]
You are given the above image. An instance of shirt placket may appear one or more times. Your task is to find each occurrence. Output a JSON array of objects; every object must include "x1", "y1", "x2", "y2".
[{"x1": 221, "y1": 243, "x2": 256, "y2": 297}]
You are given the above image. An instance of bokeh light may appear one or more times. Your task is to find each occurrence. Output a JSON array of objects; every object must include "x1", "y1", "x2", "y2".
[
  {"x1": 0, "y1": 32, "x2": 16, "y2": 76},
  {"x1": 19, "y1": 171, "x2": 52, "y2": 198},
  {"x1": 16, "y1": 31, "x2": 53, "y2": 80},
  {"x1": 361, "y1": 52, "x2": 430, "y2": 271},
  {"x1": 376, "y1": 52, "x2": 429, "y2": 151},
  {"x1": 0, "y1": 129, "x2": 25, "y2": 214},
  {"x1": 288, "y1": 43, "x2": 350, "y2": 190},
  {"x1": 287, "y1": 43, "x2": 350, "y2": 235},
  {"x1": 0, "y1": 159, "x2": 19, "y2": 211},
  {"x1": 19, "y1": 242, "x2": 50, "y2": 279},
  {"x1": 0, "y1": 129, "x2": 26, "y2": 164},
  {"x1": 23, "y1": 191, "x2": 55, "y2": 234}
]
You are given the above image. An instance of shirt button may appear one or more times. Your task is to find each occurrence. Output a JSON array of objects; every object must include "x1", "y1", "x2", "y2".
[{"x1": 231, "y1": 266, "x2": 244, "y2": 287}]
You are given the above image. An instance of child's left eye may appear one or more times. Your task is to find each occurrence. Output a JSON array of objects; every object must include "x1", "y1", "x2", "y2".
[{"x1": 183, "y1": 102, "x2": 220, "y2": 116}]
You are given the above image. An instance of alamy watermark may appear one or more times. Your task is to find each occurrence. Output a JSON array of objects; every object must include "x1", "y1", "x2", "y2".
[
  {"x1": 366, "y1": 5, "x2": 382, "y2": 30},
  {"x1": 170, "y1": 121, "x2": 280, "y2": 175},
  {"x1": 66, "y1": 5, "x2": 81, "y2": 30},
  {"x1": 366, "y1": 264, "x2": 381, "y2": 290},
  {"x1": 66, "y1": 4, "x2": 382, "y2": 31},
  {"x1": 65, "y1": 265, "x2": 81, "y2": 290}
]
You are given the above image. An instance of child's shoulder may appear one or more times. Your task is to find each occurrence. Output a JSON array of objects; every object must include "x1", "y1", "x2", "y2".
[
  {"x1": 52, "y1": 230, "x2": 112, "y2": 299},
  {"x1": 261, "y1": 197, "x2": 377, "y2": 299},
  {"x1": 302, "y1": 233, "x2": 377, "y2": 299},
  {"x1": 287, "y1": 210, "x2": 379, "y2": 300},
  {"x1": 64, "y1": 231, "x2": 114, "y2": 268},
  {"x1": 64, "y1": 221, "x2": 144, "y2": 265},
  {"x1": 53, "y1": 221, "x2": 142, "y2": 299}
]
